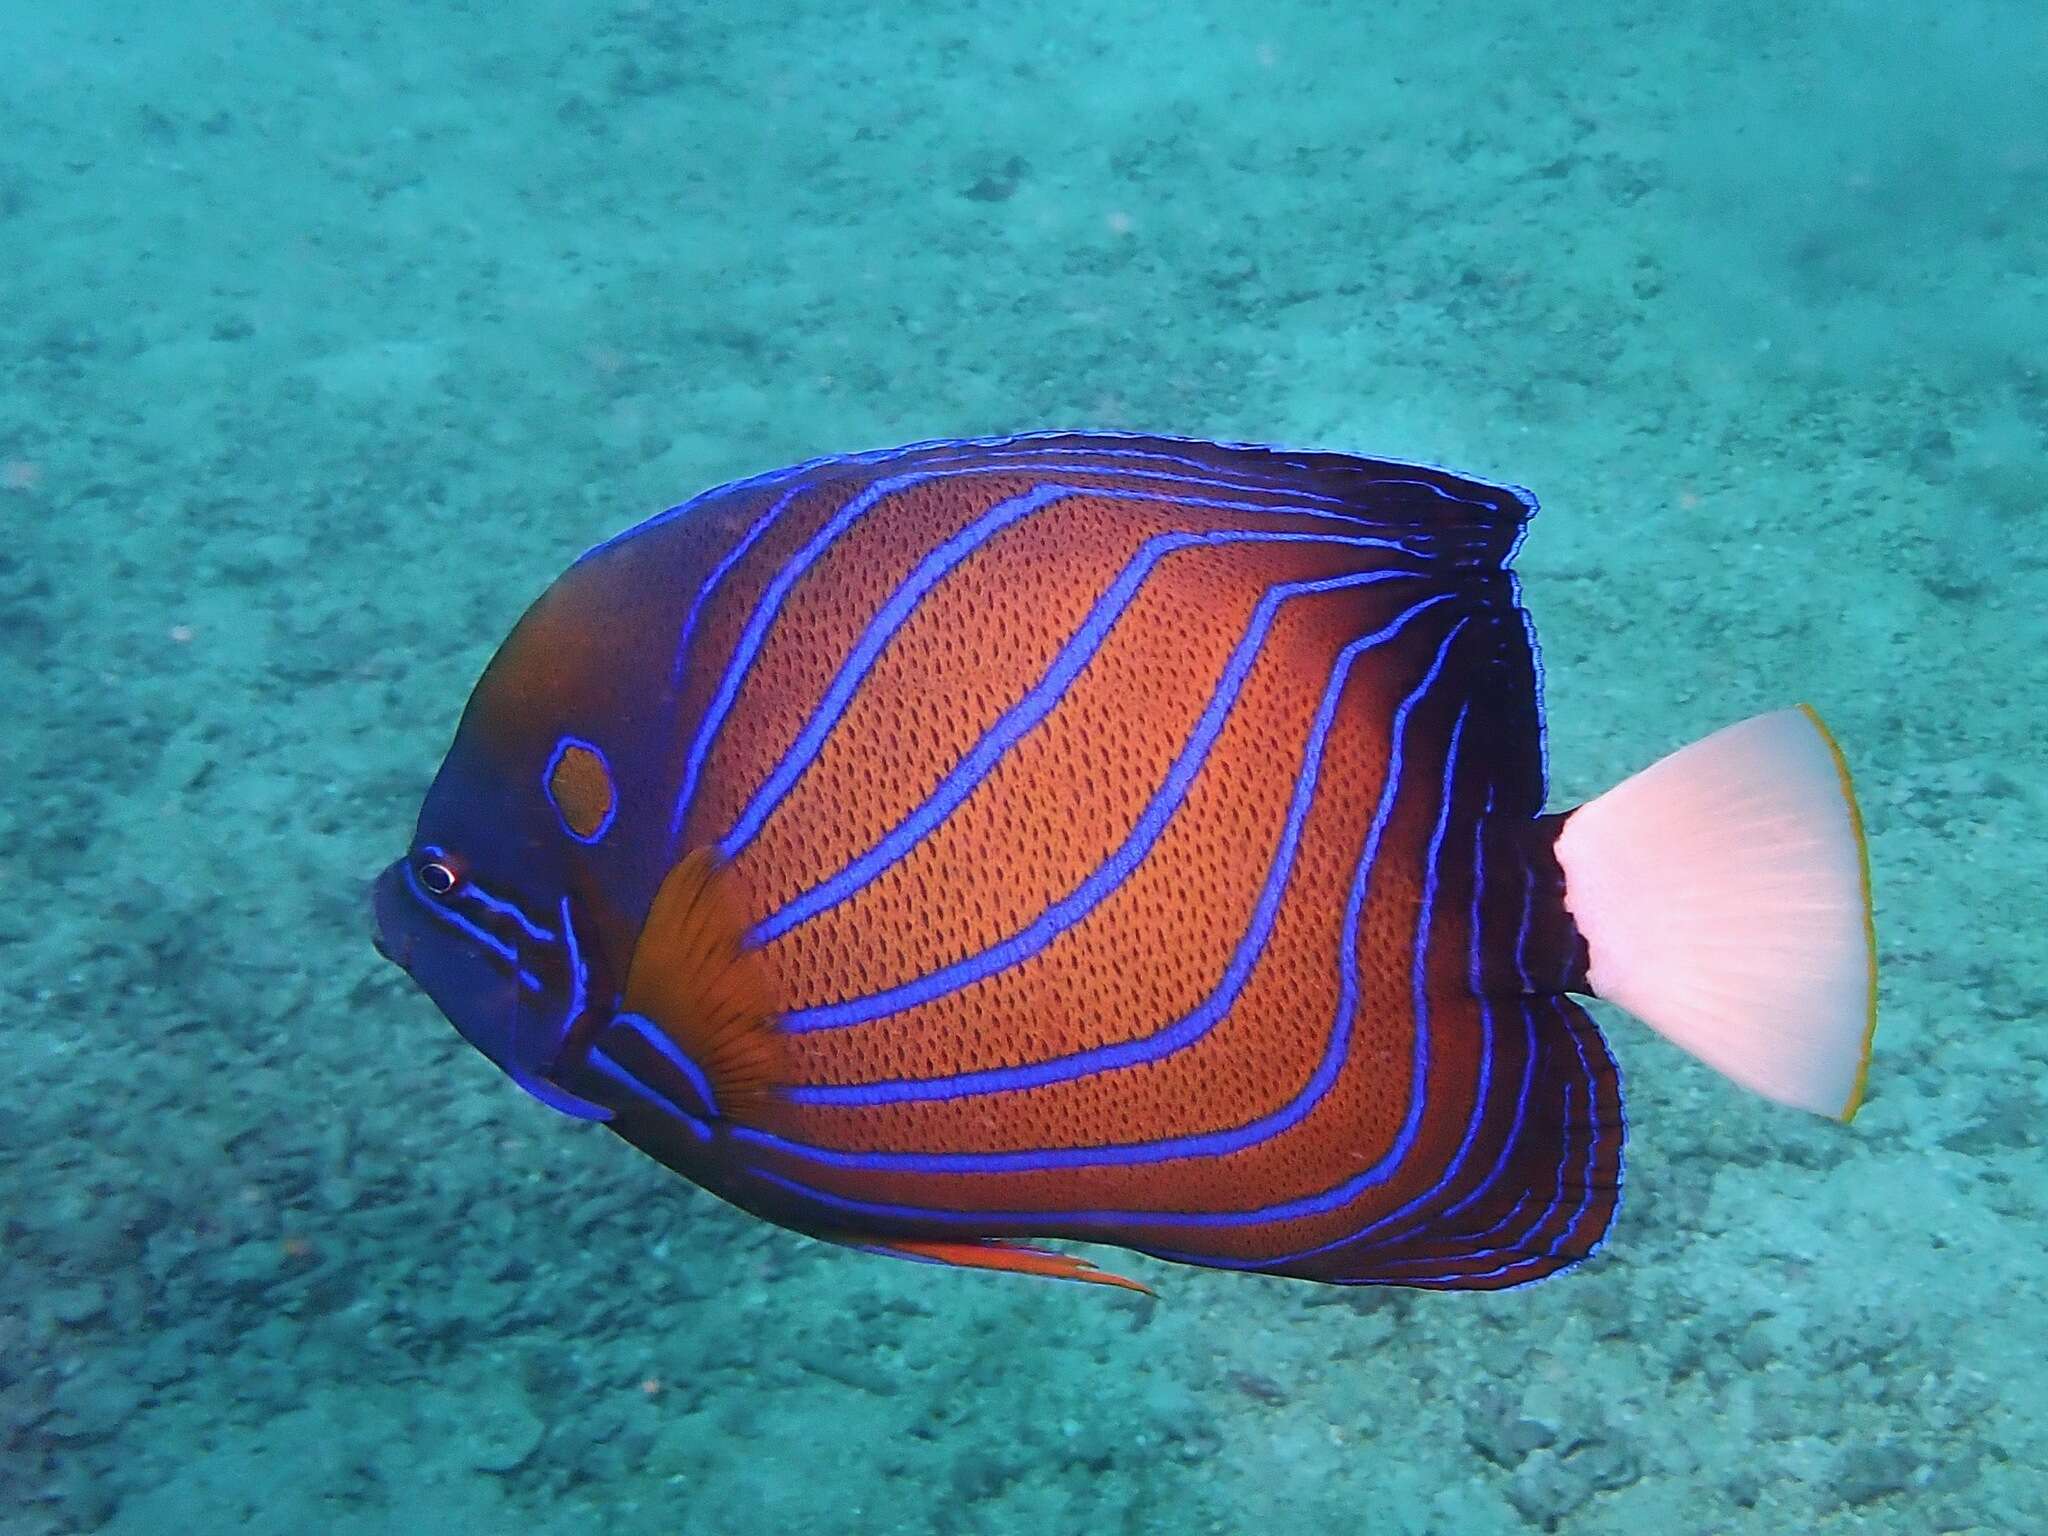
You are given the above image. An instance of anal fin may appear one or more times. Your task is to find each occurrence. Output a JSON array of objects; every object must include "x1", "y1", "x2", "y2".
[{"x1": 835, "y1": 1235, "x2": 1156, "y2": 1296}]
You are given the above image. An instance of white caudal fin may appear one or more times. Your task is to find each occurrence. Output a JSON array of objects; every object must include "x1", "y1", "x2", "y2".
[{"x1": 1553, "y1": 707, "x2": 1877, "y2": 1120}]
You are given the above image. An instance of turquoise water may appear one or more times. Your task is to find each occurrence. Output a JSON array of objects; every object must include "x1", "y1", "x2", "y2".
[{"x1": 7, "y1": 2, "x2": 2044, "y2": 1531}]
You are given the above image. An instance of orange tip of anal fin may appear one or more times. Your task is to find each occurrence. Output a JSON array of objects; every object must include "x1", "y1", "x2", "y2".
[{"x1": 838, "y1": 1235, "x2": 1157, "y2": 1296}]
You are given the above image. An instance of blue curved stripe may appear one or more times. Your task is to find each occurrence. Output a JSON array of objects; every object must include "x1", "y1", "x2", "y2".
[
  {"x1": 1508, "y1": 569, "x2": 1550, "y2": 801},
  {"x1": 453, "y1": 880, "x2": 555, "y2": 945},
  {"x1": 744, "y1": 628, "x2": 1482, "y2": 1214},
  {"x1": 1136, "y1": 787, "x2": 1538, "y2": 1272},
  {"x1": 611, "y1": 1011, "x2": 720, "y2": 1118},
  {"x1": 587, "y1": 1047, "x2": 712, "y2": 1143},
  {"x1": 1376, "y1": 855, "x2": 1542, "y2": 1244},
  {"x1": 1369, "y1": 1002, "x2": 1607, "y2": 1282},
  {"x1": 1411, "y1": 1086, "x2": 1588, "y2": 1284},
  {"x1": 589, "y1": 428, "x2": 1531, "y2": 573},
  {"x1": 402, "y1": 860, "x2": 542, "y2": 994},
  {"x1": 890, "y1": 437, "x2": 1360, "y2": 509},
  {"x1": 1386, "y1": 859, "x2": 1546, "y2": 1245},
  {"x1": 665, "y1": 480, "x2": 814, "y2": 691},
  {"x1": 1215, "y1": 999, "x2": 1606, "y2": 1281},
  {"x1": 658, "y1": 439, "x2": 1379, "y2": 700},
  {"x1": 718, "y1": 482, "x2": 1076, "y2": 859},
  {"x1": 1314, "y1": 790, "x2": 1500, "y2": 1253},
  {"x1": 780, "y1": 584, "x2": 1459, "y2": 1036},
  {"x1": 823, "y1": 431, "x2": 1529, "y2": 522},
  {"x1": 1311, "y1": 793, "x2": 1526, "y2": 1261},
  {"x1": 668, "y1": 459, "x2": 1442, "y2": 848},
  {"x1": 1069, "y1": 691, "x2": 1482, "y2": 1258},
  {"x1": 1452, "y1": 1014, "x2": 1612, "y2": 1283},
  {"x1": 757, "y1": 533, "x2": 1424, "y2": 943},
  {"x1": 1514, "y1": 861, "x2": 1536, "y2": 994},
  {"x1": 974, "y1": 441, "x2": 1512, "y2": 514},
  {"x1": 744, "y1": 623, "x2": 1469, "y2": 1172},
  {"x1": 555, "y1": 895, "x2": 586, "y2": 1056},
  {"x1": 502, "y1": 899, "x2": 616, "y2": 1124},
  {"x1": 583, "y1": 437, "x2": 931, "y2": 567}
]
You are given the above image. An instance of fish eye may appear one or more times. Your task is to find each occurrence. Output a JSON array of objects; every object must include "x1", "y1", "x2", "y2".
[{"x1": 415, "y1": 857, "x2": 459, "y2": 897}]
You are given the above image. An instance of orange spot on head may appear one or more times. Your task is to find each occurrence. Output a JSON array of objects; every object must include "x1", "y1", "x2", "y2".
[{"x1": 548, "y1": 741, "x2": 616, "y2": 841}]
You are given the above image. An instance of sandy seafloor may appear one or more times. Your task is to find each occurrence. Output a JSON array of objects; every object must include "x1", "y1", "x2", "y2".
[{"x1": 4, "y1": 1, "x2": 2046, "y2": 1532}]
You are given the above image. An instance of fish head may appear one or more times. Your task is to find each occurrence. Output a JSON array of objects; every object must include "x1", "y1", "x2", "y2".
[
  {"x1": 373, "y1": 739, "x2": 617, "y2": 1121},
  {"x1": 372, "y1": 561, "x2": 654, "y2": 1123}
]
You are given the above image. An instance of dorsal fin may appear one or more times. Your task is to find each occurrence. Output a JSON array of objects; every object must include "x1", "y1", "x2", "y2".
[{"x1": 621, "y1": 848, "x2": 784, "y2": 1119}]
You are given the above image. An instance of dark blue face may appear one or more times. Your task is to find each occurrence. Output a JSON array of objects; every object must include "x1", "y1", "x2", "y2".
[{"x1": 372, "y1": 757, "x2": 614, "y2": 1122}]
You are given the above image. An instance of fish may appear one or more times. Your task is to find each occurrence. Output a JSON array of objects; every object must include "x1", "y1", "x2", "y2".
[{"x1": 372, "y1": 432, "x2": 1877, "y2": 1294}]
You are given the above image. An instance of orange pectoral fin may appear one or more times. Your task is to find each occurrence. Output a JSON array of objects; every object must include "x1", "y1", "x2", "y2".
[
  {"x1": 621, "y1": 848, "x2": 784, "y2": 1120},
  {"x1": 835, "y1": 1235, "x2": 1157, "y2": 1296}
]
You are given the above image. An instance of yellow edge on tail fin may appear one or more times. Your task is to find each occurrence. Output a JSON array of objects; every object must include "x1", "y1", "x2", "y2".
[{"x1": 1797, "y1": 704, "x2": 1879, "y2": 1122}]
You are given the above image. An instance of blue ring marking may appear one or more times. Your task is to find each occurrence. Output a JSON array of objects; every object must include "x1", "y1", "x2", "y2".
[
  {"x1": 542, "y1": 736, "x2": 618, "y2": 845},
  {"x1": 779, "y1": 581, "x2": 1459, "y2": 1037},
  {"x1": 587, "y1": 1048, "x2": 712, "y2": 1142},
  {"x1": 400, "y1": 859, "x2": 542, "y2": 993},
  {"x1": 668, "y1": 458, "x2": 1454, "y2": 848},
  {"x1": 740, "y1": 616, "x2": 1470, "y2": 1171},
  {"x1": 757, "y1": 533, "x2": 1426, "y2": 944},
  {"x1": 611, "y1": 1011, "x2": 721, "y2": 1119},
  {"x1": 739, "y1": 623, "x2": 1480, "y2": 1217}
]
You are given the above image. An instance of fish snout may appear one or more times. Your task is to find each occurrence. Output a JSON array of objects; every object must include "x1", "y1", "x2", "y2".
[{"x1": 369, "y1": 861, "x2": 415, "y2": 970}]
